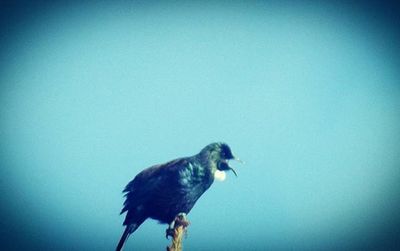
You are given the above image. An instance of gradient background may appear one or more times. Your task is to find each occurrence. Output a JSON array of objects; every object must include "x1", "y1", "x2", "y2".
[{"x1": 1, "y1": 1, "x2": 400, "y2": 250}]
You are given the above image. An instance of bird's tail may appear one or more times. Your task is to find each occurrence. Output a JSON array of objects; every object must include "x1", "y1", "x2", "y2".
[{"x1": 116, "y1": 224, "x2": 136, "y2": 251}]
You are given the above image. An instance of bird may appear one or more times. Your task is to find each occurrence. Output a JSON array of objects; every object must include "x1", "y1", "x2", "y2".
[{"x1": 116, "y1": 142, "x2": 241, "y2": 251}]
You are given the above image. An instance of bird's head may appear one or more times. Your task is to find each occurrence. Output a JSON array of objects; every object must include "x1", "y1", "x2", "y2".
[{"x1": 199, "y1": 142, "x2": 241, "y2": 177}]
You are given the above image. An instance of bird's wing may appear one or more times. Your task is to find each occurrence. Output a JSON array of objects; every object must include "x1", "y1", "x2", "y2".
[{"x1": 120, "y1": 157, "x2": 189, "y2": 214}]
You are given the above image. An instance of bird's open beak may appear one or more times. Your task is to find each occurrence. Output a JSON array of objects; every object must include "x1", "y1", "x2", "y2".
[
  {"x1": 229, "y1": 166, "x2": 238, "y2": 177},
  {"x1": 233, "y1": 156, "x2": 244, "y2": 164},
  {"x1": 227, "y1": 156, "x2": 244, "y2": 177}
]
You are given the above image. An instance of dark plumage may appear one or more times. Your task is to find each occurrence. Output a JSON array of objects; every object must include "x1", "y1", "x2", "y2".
[{"x1": 116, "y1": 142, "x2": 239, "y2": 251}]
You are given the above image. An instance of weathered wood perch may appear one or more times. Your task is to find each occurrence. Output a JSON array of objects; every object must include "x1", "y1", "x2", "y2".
[{"x1": 167, "y1": 215, "x2": 190, "y2": 251}]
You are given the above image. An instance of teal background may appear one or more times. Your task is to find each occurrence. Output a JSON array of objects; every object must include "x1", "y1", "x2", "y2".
[{"x1": 1, "y1": 1, "x2": 399, "y2": 250}]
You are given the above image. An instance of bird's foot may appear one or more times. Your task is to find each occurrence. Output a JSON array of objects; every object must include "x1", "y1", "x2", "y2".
[
  {"x1": 165, "y1": 213, "x2": 190, "y2": 239},
  {"x1": 166, "y1": 226, "x2": 174, "y2": 239}
]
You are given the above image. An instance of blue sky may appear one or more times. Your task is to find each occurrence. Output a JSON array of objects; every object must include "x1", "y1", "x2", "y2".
[{"x1": 1, "y1": 1, "x2": 400, "y2": 250}]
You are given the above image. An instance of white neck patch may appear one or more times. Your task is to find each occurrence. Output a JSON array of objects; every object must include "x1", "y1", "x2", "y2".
[{"x1": 214, "y1": 170, "x2": 226, "y2": 181}]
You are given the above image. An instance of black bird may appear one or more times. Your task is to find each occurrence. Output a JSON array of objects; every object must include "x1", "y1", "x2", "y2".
[{"x1": 116, "y1": 142, "x2": 240, "y2": 251}]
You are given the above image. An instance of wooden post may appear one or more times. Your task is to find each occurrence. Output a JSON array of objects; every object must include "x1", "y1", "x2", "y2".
[{"x1": 167, "y1": 215, "x2": 189, "y2": 251}]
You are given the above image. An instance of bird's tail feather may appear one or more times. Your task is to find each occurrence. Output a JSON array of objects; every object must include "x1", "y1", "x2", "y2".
[{"x1": 116, "y1": 224, "x2": 137, "y2": 251}]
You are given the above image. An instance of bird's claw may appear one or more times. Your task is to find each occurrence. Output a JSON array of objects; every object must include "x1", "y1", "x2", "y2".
[
  {"x1": 165, "y1": 213, "x2": 190, "y2": 239},
  {"x1": 166, "y1": 227, "x2": 175, "y2": 239}
]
